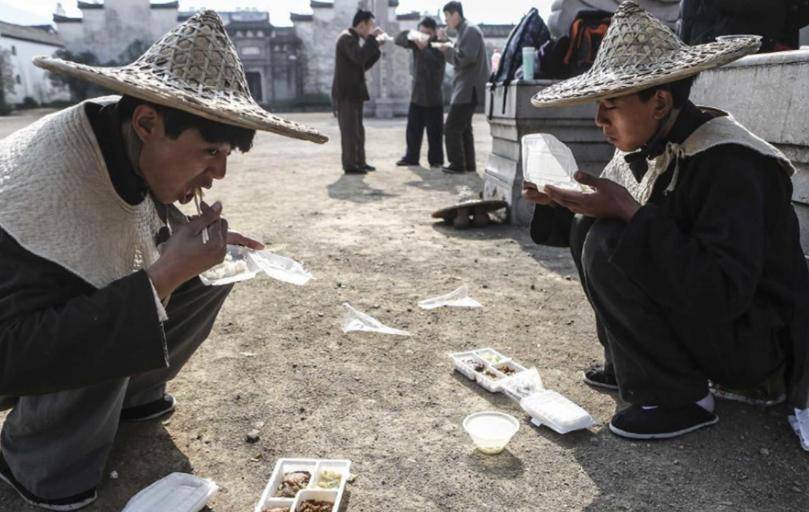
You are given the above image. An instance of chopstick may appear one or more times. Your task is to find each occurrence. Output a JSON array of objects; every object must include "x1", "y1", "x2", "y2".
[{"x1": 193, "y1": 188, "x2": 209, "y2": 244}]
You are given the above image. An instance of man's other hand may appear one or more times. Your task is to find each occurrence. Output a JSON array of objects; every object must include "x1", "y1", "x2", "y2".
[{"x1": 521, "y1": 181, "x2": 553, "y2": 206}]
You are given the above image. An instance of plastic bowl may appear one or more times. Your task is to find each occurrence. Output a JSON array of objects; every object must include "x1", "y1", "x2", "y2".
[{"x1": 463, "y1": 411, "x2": 520, "y2": 454}]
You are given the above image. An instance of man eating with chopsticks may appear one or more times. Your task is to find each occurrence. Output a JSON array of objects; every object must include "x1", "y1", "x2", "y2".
[{"x1": 0, "y1": 11, "x2": 326, "y2": 510}]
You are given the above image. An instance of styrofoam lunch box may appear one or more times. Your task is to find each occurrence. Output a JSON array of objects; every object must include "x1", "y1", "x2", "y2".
[
  {"x1": 254, "y1": 458, "x2": 351, "y2": 512},
  {"x1": 449, "y1": 348, "x2": 527, "y2": 393}
]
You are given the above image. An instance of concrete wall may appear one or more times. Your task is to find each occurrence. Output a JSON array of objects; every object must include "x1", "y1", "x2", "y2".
[
  {"x1": 690, "y1": 50, "x2": 809, "y2": 255},
  {"x1": 0, "y1": 37, "x2": 70, "y2": 104}
]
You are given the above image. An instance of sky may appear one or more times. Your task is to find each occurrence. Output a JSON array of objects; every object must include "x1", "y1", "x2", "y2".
[{"x1": 0, "y1": 0, "x2": 554, "y2": 27}]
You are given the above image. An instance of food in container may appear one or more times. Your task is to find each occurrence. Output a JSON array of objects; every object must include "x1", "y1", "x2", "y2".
[
  {"x1": 315, "y1": 470, "x2": 341, "y2": 489},
  {"x1": 263, "y1": 508, "x2": 290, "y2": 512},
  {"x1": 297, "y1": 500, "x2": 333, "y2": 512},
  {"x1": 276, "y1": 471, "x2": 311, "y2": 498}
]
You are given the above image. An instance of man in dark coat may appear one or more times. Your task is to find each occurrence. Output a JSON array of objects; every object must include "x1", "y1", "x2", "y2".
[
  {"x1": 331, "y1": 9, "x2": 384, "y2": 174},
  {"x1": 526, "y1": 2, "x2": 809, "y2": 443},
  {"x1": 394, "y1": 17, "x2": 446, "y2": 168},
  {"x1": 435, "y1": 1, "x2": 490, "y2": 174}
]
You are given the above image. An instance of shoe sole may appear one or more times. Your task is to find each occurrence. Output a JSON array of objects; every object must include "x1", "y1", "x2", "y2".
[
  {"x1": 608, "y1": 415, "x2": 718, "y2": 440},
  {"x1": 710, "y1": 388, "x2": 786, "y2": 407},
  {"x1": 121, "y1": 395, "x2": 176, "y2": 423},
  {"x1": 0, "y1": 471, "x2": 96, "y2": 511},
  {"x1": 583, "y1": 376, "x2": 619, "y2": 391}
]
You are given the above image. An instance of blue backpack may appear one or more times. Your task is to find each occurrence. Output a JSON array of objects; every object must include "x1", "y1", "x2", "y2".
[{"x1": 488, "y1": 8, "x2": 552, "y2": 118}]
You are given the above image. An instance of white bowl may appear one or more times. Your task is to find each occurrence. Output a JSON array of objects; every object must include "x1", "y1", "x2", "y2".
[{"x1": 463, "y1": 411, "x2": 520, "y2": 454}]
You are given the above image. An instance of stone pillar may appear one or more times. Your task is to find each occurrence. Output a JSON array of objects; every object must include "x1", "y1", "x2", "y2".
[
  {"x1": 690, "y1": 49, "x2": 809, "y2": 257},
  {"x1": 483, "y1": 80, "x2": 613, "y2": 225}
]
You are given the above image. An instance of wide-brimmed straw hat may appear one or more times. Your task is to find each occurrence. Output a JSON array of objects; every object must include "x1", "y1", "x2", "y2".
[
  {"x1": 531, "y1": 1, "x2": 761, "y2": 108},
  {"x1": 34, "y1": 10, "x2": 327, "y2": 144}
]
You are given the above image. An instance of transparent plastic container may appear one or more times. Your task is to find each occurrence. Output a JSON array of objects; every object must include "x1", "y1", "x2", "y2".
[
  {"x1": 520, "y1": 389, "x2": 595, "y2": 434},
  {"x1": 463, "y1": 411, "x2": 520, "y2": 454},
  {"x1": 521, "y1": 133, "x2": 583, "y2": 192}
]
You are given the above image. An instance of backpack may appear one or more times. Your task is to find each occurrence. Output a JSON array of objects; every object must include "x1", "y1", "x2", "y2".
[
  {"x1": 487, "y1": 8, "x2": 551, "y2": 118},
  {"x1": 561, "y1": 10, "x2": 612, "y2": 78}
]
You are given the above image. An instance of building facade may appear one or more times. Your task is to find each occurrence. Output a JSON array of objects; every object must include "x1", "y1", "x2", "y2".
[{"x1": 0, "y1": 22, "x2": 70, "y2": 105}]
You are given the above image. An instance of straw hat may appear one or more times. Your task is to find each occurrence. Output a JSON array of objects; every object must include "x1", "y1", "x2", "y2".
[
  {"x1": 531, "y1": 1, "x2": 761, "y2": 108},
  {"x1": 34, "y1": 10, "x2": 328, "y2": 144}
]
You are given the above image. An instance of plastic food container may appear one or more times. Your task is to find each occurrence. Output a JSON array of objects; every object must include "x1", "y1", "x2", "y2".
[
  {"x1": 520, "y1": 389, "x2": 595, "y2": 434},
  {"x1": 449, "y1": 348, "x2": 528, "y2": 393},
  {"x1": 463, "y1": 411, "x2": 520, "y2": 454},
  {"x1": 254, "y1": 459, "x2": 351, "y2": 512},
  {"x1": 521, "y1": 133, "x2": 583, "y2": 192}
]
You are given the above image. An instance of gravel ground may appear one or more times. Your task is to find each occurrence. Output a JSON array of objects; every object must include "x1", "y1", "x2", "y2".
[{"x1": 1, "y1": 109, "x2": 808, "y2": 512}]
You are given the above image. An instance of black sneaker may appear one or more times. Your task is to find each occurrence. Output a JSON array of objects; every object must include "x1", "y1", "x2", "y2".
[
  {"x1": 609, "y1": 403, "x2": 718, "y2": 440},
  {"x1": 360, "y1": 164, "x2": 376, "y2": 172},
  {"x1": 583, "y1": 365, "x2": 619, "y2": 391},
  {"x1": 441, "y1": 165, "x2": 465, "y2": 174},
  {"x1": 395, "y1": 159, "x2": 418, "y2": 166},
  {"x1": 343, "y1": 165, "x2": 367, "y2": 174},
  {"x1": 0, "y1": 452, "x2": 97, "y2": 511},
  {"x1": 120, "y1": 394, "x2": 176, "y2": 422}
]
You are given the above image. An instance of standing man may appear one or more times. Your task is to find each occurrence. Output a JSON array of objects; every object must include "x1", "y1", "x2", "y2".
[
  {"x1": 436, "y1": 1, "x2": 490, "y2": 174},
  {"x1": 394, "y1": 17, "x2": 446, "y2": 168},
  {"x1": 332, "y1": 9, "x2": 385, "y2": 175},
  {"x1": 0, "y1": 11, "x2": 327, "y2": 510}
]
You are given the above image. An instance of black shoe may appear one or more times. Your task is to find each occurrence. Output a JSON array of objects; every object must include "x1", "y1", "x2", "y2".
[
  {"x1": 396, "y1": 159, "x2": 418, "y2": 166},
  {"x1": 0, "y1": 452, "x2": 97, "y2": 511},
  {"x1": 441, "y1": 165, "x2": 465, "y2": 174},
  {"x1": 466, "y1": 167, "x2": 477, "y2": 173},
  {"x1": 609, "y1": 403, "x2": 718, "y2": 440},
  {"x1": 361, "y1": 164, "x2": 376, "y2": 172},
  {"x1": 120, "y1": 394, "x2": 176, "y2": 422},
  {"x1": 583, "y1": 365, "x2": 619, "y2": 391},
  {"x1": 429, "y1": 162, "x2": 443, "y2": 169},
  {"x1": 343, "y1": 165, "x2": 367, "y2": 174}
]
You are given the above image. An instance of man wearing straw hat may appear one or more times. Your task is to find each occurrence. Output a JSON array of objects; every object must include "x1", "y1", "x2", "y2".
[
  {"x1": 524, "y1": 1, "x2": 809, "y2": 442},
  {"x1": 0, "y1": 11, "x2": 327, "y2": 510}
]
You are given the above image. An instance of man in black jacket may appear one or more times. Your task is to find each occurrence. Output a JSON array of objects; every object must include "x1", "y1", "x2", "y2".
[
  {"x1": 332, "y1": 9, "x2": 385, "y2": 174},
  {"x1": 394, "y1": 17, "x2": 446, "y2": 168},
  {"x1": 0, "y1": 12, "x2": 327, "y2": 510},
  {"x1": 527, "y1": 2, "x2": 809, "y2": 442}
]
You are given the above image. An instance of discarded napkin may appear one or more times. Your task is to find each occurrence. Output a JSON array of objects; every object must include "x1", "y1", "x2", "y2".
[
  {"x1": 418, "y1": 285, "x2": 482, "y2": 310},
  {"x1": 122, "y1": 473, "x2": 218, "y2": 512},
  {"x1": 341, "y1": 303, "x2": 411, "y2": 336}
]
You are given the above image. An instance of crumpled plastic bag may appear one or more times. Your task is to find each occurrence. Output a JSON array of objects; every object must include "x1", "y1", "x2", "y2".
[
  {"x1": 200, "y1": 245, "x2": 312, "y2": 287},
  {"x1": 341, "y1": 303, "x2": 411, "y2": 336},
  {"x1": 418, "y1": 285, "x2": 482, "y2": 310},
  {"x1": 122, "y1": 473, "x2": 218, "y2": 512},
  {"x1": 500, "y1": 368, "x2": 544, "y2": 402},
  {"x1": 788, "y1": 408, "x2": 809, "y2": 451},
  {"x1": 521, "y1": 133, "x2": 584, "y2": 192}
]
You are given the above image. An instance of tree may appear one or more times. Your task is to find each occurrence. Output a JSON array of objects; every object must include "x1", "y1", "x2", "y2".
[
  {"x1": 47, "y1": 48, "x2": 107, "y2": 101},
  {"x1": 117, "y1": 39, "x2": 151, "y2": 65},
  {"x1": 0, "y1": 48, "x2": 14, "y2": 115}
]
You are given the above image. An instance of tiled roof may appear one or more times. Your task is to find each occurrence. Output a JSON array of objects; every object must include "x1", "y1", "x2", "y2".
[{"x1": 0, "y1": 21, "x2": 64, "y2": 46}]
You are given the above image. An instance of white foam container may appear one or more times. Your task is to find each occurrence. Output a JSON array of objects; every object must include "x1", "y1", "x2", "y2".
[{"x1": 255, "y1": 459, "x2": 351, "y2": 512}]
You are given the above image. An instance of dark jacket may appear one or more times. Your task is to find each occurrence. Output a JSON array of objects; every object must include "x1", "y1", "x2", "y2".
[
  {"x1": 531, "y1": 101, "x2": 809, "y2": 409},
  {"x1": 331, "y1": 28, "x2": 381, "y2": 103},
  {"x1": 443, "y1": 20, "x2": 490, "y2": 105},
  {"x1": 394, "y1": 30, "x2": 445, "y2": 108},
  {"x1": 0, "y1": 100, "x2": 168, "y2": 398},
  {"x1": 679, "y1": 0, "x2": 800, "y2": 51}
]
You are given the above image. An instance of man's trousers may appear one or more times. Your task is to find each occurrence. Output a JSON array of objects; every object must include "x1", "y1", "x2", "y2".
[
  {"x1": 570, "y1": 215, "x2": 785, "y2": 407},
  {"x1": 0, "y1": 277, "x2": 231, "y2": 499},
  {"x1": 336, "y1": 100, "x2": 367, "y2": 170},
  {"x1": 403, "y1": 103, "x2": 444, "y2": 166},
  {"x1": 444, "y1": 99, "x2": 477, "y2": 171}
]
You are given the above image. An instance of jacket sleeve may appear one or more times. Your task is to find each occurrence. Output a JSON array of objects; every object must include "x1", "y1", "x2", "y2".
[
  {"x1": 339, "y1": 33, "x2": 381, "y2": 69},
  {"x1": 446, "y1": 27, "x2": 483, "y2": 69},
  {"x1": 395, "y1": 30, "x2": 414, "y2": 49},
  {"x1": 0, "y1": 229, "x2": 169, "y2": 396},
  {"x1": 530, "y1": 203, "x2": 574, "y2": 247},
  {"x1": 609, "y1": 147, "x2": 775, "y2": 322}
]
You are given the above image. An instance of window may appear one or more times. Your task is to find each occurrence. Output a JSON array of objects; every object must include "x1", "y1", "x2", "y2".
[
  {"x1": 257, "y1": 30, "x2": 264, "y2": 37},
  {"x1": 241, "y1": 46, "x2": 260, "y2": 56},
  {"x1": 15, "y1": 75, "x2": 21, "y2": 84},
  {"x1": 11, "y1": 46, "x2": 16, "y2": 56},
  {"x1": 246, "y1": 30, "x2": 254, "y2": 37}
]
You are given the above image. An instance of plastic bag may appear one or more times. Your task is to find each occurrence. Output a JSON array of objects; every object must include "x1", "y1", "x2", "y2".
[
  {"x1": 341, "y1": 303, "x2": 411, "y2": 337},
  {"x1": 520, "y1": 389, "x2": 595, "y2": 434},
  {"x1": 200, "y1": 246, "x2": 312, "y2": 287},
  {"x1": 788, "y1": 408, "x2": 809, "y2": 452},
  {"x1": 500, "y1": 368, "x2": 544, "y2": 402},
  {"x1": 521, "y1": 133, "x2": 584, "y2": 192},
  {"x1": 199, "y1": 245, "x2": 259, "y2": 286},
  {"x1": 122, "y1": 473, "x2": 218, "y2": 512},
  {"x1": 418, "y1": 285, "x2": 482, "y2": 310}
]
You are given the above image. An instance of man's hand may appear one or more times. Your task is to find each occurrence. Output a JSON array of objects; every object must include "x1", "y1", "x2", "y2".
[
  {"x1": 521, "y1": 181, "x2": 553, "y2": 206},
  {"x1": 147, "y1": 201, "x2": 229, "y2": 299},
  {"x1": 415, "y1": 38, "x2": 429, "y2": 50},
  {"x1": 227, "y1": 231, "x2": 264, "y2": 251},
  {"x1": 544, "y1": 172, "x2": 640, "y2": 221},
  {"x1": 437, "y1": 28, "x2": 448, "y2": 41}
]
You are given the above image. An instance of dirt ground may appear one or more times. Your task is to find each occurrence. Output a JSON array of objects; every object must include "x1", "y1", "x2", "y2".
[{"x1": 1, "y1": 110, "x2": 809, "y2": 512}]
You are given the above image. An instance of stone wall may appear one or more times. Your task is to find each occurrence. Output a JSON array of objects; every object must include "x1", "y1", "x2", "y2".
[
  {"x1": 690, "y1": 49, "x2": 809, "y2": 257},
  {"x1": 0, "y1": 36, "x2": 71, "y2": 104}
]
